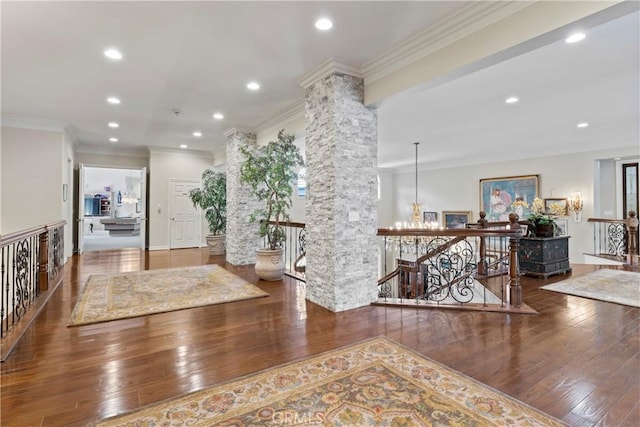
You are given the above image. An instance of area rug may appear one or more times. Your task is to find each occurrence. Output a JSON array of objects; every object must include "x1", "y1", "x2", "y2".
[
  {"x1": 69, "y1": 265, "x2": 268, "y2": 326},
  {"x1": 92, "y1": 337, "x2": 565, "y2": 426},
  {"x1": 540, "y1": 269, "x2": 640, "y2": 308}
]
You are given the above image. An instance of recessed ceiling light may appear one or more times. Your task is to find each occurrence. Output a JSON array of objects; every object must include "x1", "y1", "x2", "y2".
[
  {"x1": 213, "y1": 112, "x2": 224, "y2": 120},
  {"x1": 193, "y1": 131, "x2": 202, "y2": 137},
  {"x1": 103, "y1": 48, "x2": 123, "y2": 60},
  {"x1": 577, "y1": 122, "x2": 589, "y2": 128},
  {"x1": 109, "y1": 137, "x2": 118, "y2": 142},
  {"x1": 246, "y1": 81, "x2": 260, "y2": 91},
  {"x1": 315, "y1": 18, "x2": 333, "y2": 30},
  {"x1": 180, "y1": 144, "x2": 188, "y2": 149},
  {"x1": 505, "y1": 96, "x2": 519, "y2": 104},
  {"x1": 565, "y1": 32, "x2": 586, "y2": 43},
  {"x1": 108, "y1": 122, "x2": 119, "y2": 128},
  {"x1": 107, "y1": 96, "x2": 121, "y2": 104}
]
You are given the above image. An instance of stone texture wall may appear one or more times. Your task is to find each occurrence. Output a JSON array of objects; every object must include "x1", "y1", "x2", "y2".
[
  {"x1": 304, "y1": 73, "x2": 378, "y2": 311},
  {"x1": 225, "y1": 130, "x2": 261, "y2": 265}
]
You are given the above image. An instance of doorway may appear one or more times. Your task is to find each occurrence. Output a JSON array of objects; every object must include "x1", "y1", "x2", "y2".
[
  {"x1": 78, "y1": 165, "x2": 147, "y2": 253},
  {"x1": 169, "y1": 180, "x2": 201, "y2": 249}
]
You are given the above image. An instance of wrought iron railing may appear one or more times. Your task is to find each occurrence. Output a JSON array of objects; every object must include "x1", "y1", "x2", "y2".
[
  {"x1": 377, "y1": 215, "x2": 525, "y2": 311},
  {"x1": 265, "y1": 220, "x2": 306, "y2": 281},
  {"x1": 588, "y1": 211, "x2": 638, "y2": 263},
  {"x1": 1, "y1": 221, "x2": 65, "y2": 360}
]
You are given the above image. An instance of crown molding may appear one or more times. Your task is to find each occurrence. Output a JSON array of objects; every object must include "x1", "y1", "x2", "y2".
[
  {"x1": 255, "y1": 100, "x2": 305, "y2": 136},
  {"x1": 63, "y1": 125, "x2": 78, "y2": 146},
  {"x1": 75, "y1": 143, "x2": 150, "y2": 158},
  {"x1": 223, "y1": 127, "x2": 256, "y2": 138},
  {"x1": 147, "y1": 146, "x2": 213, "y2": 159},
  {"x1": 1, "y1": 114, "x2": 68, "y2": 132},
  {"x1": 297, "y1": 58, "x2": 362, "y2": 89},
  {"x1": 362, "y1": 1, "x2": 534, "y2": 84}
]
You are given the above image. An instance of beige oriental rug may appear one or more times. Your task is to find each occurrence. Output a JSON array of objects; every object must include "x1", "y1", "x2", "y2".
[
  {"x1": 541, "y1": 269, "x2": 640, "y2": 308},
  {"x1": 69, "y1": 265, "x2": 268, "y2": 326},
  {"x1": 92, "y1": 337, "x2": 566, "y2": 427}
]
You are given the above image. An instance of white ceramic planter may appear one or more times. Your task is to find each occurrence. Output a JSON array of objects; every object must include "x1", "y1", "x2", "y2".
[
  {"x1": 206, "y1": 234, "x2": 226, "y2": 256},
  {"x1": 255, "y1": 248, "x2": 285, "y2": 281}
]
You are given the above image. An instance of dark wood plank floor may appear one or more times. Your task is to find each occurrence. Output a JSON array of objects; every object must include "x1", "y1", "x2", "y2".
[{"x1": 1, "y1": 248, "x2": 638, "y2": 426}]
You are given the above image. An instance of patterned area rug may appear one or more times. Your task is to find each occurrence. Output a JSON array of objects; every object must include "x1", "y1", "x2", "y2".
[
  {"x1": 69, "y1": 265, "x2": 268, "y2": 326},
  {"x1": 93, "y1": 337, "x2": 565, "y2": 426},
  {"x1": 541, "y1": 269, "x2": 640, "y2": 308}
]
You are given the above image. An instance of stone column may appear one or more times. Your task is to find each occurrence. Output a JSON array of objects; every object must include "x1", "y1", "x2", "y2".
[
  {"x1": 301, "y1": 63, "x2": 378, "y2": 312},
  {"x1": 225, "y1": 128, "x2": 261, "y2": 265}
]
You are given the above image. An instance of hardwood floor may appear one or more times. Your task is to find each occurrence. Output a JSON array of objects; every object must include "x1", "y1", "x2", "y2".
[{"x1": 1, "y1": 248, "x2": 638, "y2": 426}]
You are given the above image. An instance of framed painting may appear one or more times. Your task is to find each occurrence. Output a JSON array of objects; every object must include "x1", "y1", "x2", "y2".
[
  {"x1": 555, "y1": 219, "x2": 568, "y2": 236},
  {"x1": 442, "y1": 211, "x2": 472, "y2": 229},
  {"x1": 423, "y1": 211, "x2": 437, "y2": 223},
  {"x1": 480, "y1": 175, "x2": 539, "y2": 221},
  {"x1": 544, "y1": 198, "x2": 568, "y2": 216}
]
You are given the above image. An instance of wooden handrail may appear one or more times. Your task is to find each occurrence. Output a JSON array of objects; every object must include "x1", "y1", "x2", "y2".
[
  {"x1": 266, "y1": 220, "x2": 305, "y2": 229},
  {"x1": 0, "y1": 220, "x2": 66, "y2": 247},
  {"x1": 587, "y1": 217, "x2": 626, "y2": 224},
  {"x1": 377, "y1": 228, "x2": 520, "y2": 238}
]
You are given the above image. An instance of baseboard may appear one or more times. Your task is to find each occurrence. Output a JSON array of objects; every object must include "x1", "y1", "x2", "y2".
[{"x1": 148, "y1": 245, "x2": 169, "y2": 251}]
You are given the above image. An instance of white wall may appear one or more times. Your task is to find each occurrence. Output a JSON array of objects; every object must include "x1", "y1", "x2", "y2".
[
  {"x1": 148, "y1": 148, "x2": 213, "y2": 249},
  {"x1": 1, "y1": 127, "x2": 65, "y2": 233},
  {"x1": 390, "y1": 145, "x2": 639, "y2": 264}
]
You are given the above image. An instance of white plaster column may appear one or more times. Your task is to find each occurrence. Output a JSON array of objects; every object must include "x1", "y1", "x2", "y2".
[
  {"x1": 225, "y1": 128, "x2": 261, "y2": 265},
  {"x1": 301, "y1": 61, "x2": 378, "y2": 312}
]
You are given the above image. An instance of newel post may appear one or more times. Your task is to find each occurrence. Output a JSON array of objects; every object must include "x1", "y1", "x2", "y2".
[
  {"x1": 38, "y1": 229, "x2": 49, "y2": 292},
  {"x1": 477, "y1": 211, "x2": 488, "y2": 276},
  {"x1": 508, "y1": 214, "x2": 522, "y2": 308},
  {"x1": 626, "y1": 211, "x2": 639, "y2": 263}
]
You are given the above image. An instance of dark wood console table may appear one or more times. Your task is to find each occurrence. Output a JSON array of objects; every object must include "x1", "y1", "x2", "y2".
[{"x1": 518, "y1": 236, "x2": 571, "y2": 278}]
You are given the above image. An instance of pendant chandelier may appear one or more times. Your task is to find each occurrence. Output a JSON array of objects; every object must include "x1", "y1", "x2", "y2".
[{"x1": 410, "y1": 142, "x2": 421, "y2": 225}]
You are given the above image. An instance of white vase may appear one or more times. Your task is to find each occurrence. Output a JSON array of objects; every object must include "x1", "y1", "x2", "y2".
[{"x1": 255, "y1": 248, "x2": 285, "y2": 281}]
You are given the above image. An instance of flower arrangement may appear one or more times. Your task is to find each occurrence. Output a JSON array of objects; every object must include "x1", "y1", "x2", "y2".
[
  {"x1": 512, "y1": 198, "x2": 529, "y2": 209},
  {"x1": 526, "y1": 197, "x2": 564, "y2": 237}
]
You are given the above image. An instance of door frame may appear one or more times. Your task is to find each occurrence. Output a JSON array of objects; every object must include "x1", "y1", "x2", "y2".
[{"x1": 168, "y1": 179, "x2": 202, "y2": 249}]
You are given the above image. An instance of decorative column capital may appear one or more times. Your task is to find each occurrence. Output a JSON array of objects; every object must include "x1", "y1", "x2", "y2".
[
  {"x1": 297, "y1": 58, "x2": 362, "y2": 89},
  {"x1": 223, "y1": 127, "x2": 256, "y2": 140}
]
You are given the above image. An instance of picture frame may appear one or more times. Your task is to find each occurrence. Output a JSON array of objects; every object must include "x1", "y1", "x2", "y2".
[
  {"x1": 544, "y1": 198, "x2": 568, "y2": 216},
  {"x1": 555, "y1": 219, "x2": 568, "y2": 236},
  {"x1": 423, "y1": 211, "x2": 437, "y2": 223},
  {"x1": 479, "y1": 175, "x2": 539, "y2": 221},
  {"x1": 442, "y1": 211, "x2": 473, "y2": 229}
]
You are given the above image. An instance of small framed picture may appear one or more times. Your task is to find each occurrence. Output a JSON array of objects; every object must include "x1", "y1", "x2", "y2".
[
  {"x1": 555, "y1": 219, "x2": 568, "y2": 236},
  {"x1": 442, "y1": 211, "x2": 473, "y2": 229},
  {"x1": 423, "y1": 211, "x2": 437, "y2": 223},
  {"x1": 544, "y1": 198, "x2": 568, "y2": 216}
]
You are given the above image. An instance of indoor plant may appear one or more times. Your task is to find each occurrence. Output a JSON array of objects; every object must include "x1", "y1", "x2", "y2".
[
  {"x1": 239, "y1": 129, "x2": 304, "y2": 280},
  {"x1": 188, "y1": 169, "x2": 227, "y2": 255},
  {"x1": 527, "y1": 197, "x2": 563, "y2": 237}
]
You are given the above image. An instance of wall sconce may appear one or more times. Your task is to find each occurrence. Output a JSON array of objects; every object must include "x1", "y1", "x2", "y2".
[{"x1": 568, "y1": 191, "x2": 584, "y2": 222}]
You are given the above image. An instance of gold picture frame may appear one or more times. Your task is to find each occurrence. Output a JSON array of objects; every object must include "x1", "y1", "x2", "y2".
[
  {"x1": 442, "y1": 211, "x2": 473, "y2": 229},
  {"x1": 544, "y1": 198, "x2": 568, "y2": 216},
  {"x1": 479, "y1": 175, "x2": 539, "y2": 221}
]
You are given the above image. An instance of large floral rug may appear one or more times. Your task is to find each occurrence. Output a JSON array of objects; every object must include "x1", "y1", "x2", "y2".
[
  {"x1": 93, "y1": 337, "x2": 565, "y2": 426},
  {"x1": 69, "y1": 265, "x2": 268, "y2": 326},
  {"x1": 541, "y1": 269, "x2": 640, "y2": 308}
]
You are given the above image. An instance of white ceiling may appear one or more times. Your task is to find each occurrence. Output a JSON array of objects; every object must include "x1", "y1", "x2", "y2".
[{"x1": 2, "y1": 2, "x2": 638, "y2": 169}]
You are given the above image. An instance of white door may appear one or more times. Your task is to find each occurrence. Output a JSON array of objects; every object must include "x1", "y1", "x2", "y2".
[
  {"x1": 77, "y1": 163, "x2": 85, "y2": 254},
  {"x1": 139, "y1": 167, "x2": 147, "y2": 250},
  {"x1": 169, "y1": 180, "x2": 201, "y2": 249}
]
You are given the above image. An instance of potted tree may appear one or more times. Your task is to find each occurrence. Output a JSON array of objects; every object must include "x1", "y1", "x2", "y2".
[
  {"x1": 239, "y1": 129, "x2": 304, "y2": 280},
  {"x1": 188, "y1": 169, "x2": 227, "y2": 255}
]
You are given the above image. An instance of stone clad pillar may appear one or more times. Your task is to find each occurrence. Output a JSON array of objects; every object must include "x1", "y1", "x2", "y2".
[
  {"x1": 301, "y1": 62, "x2": 378, "y2": 312},
  {"x1": 225, "y1": 128, "x2": 261, "y2": 265}
]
